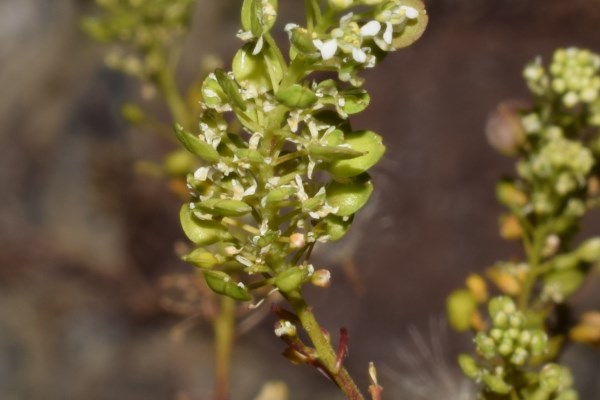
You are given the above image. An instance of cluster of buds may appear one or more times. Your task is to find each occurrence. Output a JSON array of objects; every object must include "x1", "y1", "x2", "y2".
[
  {"x1": 177, "y1": 0, "x2": 427, "y2": 301},
  {"x1": 458, "y1": 297, "x2": 551, "y2": 395},
  {"x1": 82, "y1": 0, "x2": 196, "y2": 79}
]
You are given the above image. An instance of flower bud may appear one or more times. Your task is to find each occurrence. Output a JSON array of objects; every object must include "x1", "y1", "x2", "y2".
[
  {"x1": 275, "y1": 266, "x2": 309, "y2": 293},
  {"x1": 447, "y1": 289, "x2": 477, "y2": 332},
  {"x1": 482, "y1": 372, "x2": 512, "y2": 395},
  {"x1": 311, "y1": 269, "x2": 331, "y2": 288},
  {"x1": 183, "y1": 248, "x2": 220, "y2": 269},
  {"x1": 457, "y1": 354, "x2": 479, "y2": 379},
  {"x1": 174, "y1": 124, "x2": 221, "y2": 163}
]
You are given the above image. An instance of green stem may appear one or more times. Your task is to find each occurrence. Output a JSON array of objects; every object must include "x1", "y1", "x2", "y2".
[
  {"x1": 518, "y1": 227, "x2": 546, "y2": 310},
  {"x1": 214, "y1": 296, "x2": 236, "y2": 400},
  {"x1": 283, "y1": 290, "x2": 366, "y2": 400},
  {"x1": 155, "y1": 66, "x2": 191, "y2": 129}
]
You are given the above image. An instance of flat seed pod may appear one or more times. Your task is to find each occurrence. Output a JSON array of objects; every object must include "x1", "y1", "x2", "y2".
[
  {"x1": 174, "y1": 124, "x2": 220, "y2": 163},
  {"x1": 392, "y1": 0, "x2": 428, "y2": 49},
  {"x1": 180, "y1": 204, "x2": 227, "y2": 245},
  {"x1": 232, "y1": 43, "x2": 283, "y2": 92},
  {"x1": 316, "y1": 214, "x2": 353, "y2": 241},
  {"x1": 326, "y1": 173, "x2": 373, "y2": 216},
  {"x1": 307, "y1": 144, "x2": 364, "y2": 162},
  {"x1": 183, "y1": 248, "x2": 220, "y2": 269},
  {"x1": 341, "y1": 89, "x2": 370, "y2": 114},
  {"x1": 204, "y1": 270, "x2": 252, "y2": 301},
  {"x1": 276, "y1": 84, "x2": 318, "y2": 108},
  {"x1": 275, "y1": 266, "x2": 309, "y2": 293},
  {"x1": 329, "y1": 130, "x2": 385, "y2": 178}
]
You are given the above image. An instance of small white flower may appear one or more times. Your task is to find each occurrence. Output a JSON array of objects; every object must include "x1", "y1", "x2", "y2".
[
  {"x1": 313, "y1": 38, "x2": 338, "y2": 60},
  {"x1": 193, "y1": 167, "x2": 211, "y2": 181},
  {"x1": 249, "y1": 132, "x2": 263, "y2": 149},
  {"x1": 400, "y1": 6, "x2": 419, "y2": 20},
  {"x1": 360, "y1": 20, "x2": 381, "y2": 37},
  {"x1": 252, "y1": 35, "x2": 264, "y2": 55},
  {"x1": 235, "y1": 255, "x2": 254, "y2": 267},
  {"x1": 236, "y1": 29, "x2": 254, "y2": 41},
  {"x1": 352, "y1": 47, "x2": 368, "y2": 63},
  {"x1": 383, "y1": 22, "x2": 393, "y2": 45}
]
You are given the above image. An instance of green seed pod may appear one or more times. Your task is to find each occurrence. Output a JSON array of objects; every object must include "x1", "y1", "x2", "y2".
[
  {"x1": 482, "y1": 372, "x2": 512, "y2": 395},
  {"x1": 391, "y1": 0, "x2": 428, "y2": 49},
  {"x1": 575, "y1": 237, "x2": 600, "y2": 262},
  {"x1": 210, "y1": 199, "x2": 253, "y2": 217},
  {"x1": 275, "y1": 84, "x2": 318, "y2": 108},
  {"x1": 340, "y1": 89, "x2": 371, "y2": 114},
  {"x1": 203, "y1": 270, "x2": 252, "y2": 301},
  {"x1": 457, "y1": 354, "x2": 479, "y2": 379},
  {"x1": 233, "y1": 43, "x2": 283, "y2": 92},
  {"x1": 307, "y1": 144, "x2": 365, "y2": 162},
  {"x1": 275, "y1": 266, "x2": 310, "y2": 293},
  {"x1": 201, "y1": 74, "x2": 229, "y2": 109},
  {"x1": 543, "y1": 269, "x2": 584, "y2": 301},
  {"x1": 164, "y1": 149, "x2": 198, "y2": 176},
  {"x1": 214, "y1": 69, "x2": 247, "y2": 111},
  {"x1": 551, "y1": 253, "x2": 580, "y2": 270},
  {"x1": 265, "y1": 187, "x2": 296, "y2": 204},
  {"x1": 329, "y1": 130, "x2": 385, "y2": 178},
  {"x1": 446, "y1": 289, "x2": 477, "y2": 332},
  {"x1": 241, "y1": 0, "x2": 278, "y2": 37},
  {"x1": 174, "y1": 124, "x2": 221, "y2": 163},
  {"x1": 315, "y1": 214, "x2": 354, "y2": 241},
  {"x1": 235, "y1": 148, "x2": 264, "y2": 163},
  {"x1": 496, "y1": 180, "x2": 528, "y2": 208},
  {"x1": 180, "y1": 204, "x2": 228, "y2": 245},
  {"x1": 326, "y1": 173, "x2": 374, "y2": 217},
  {"x1": 288, "y1": 26, "x2": 317, "y2": 54},
  {"x1": 183, "y1": 248, "x2": 220, "y2": 269},
  {"x1": 120, "y1": 103, "x2": 145, "y2": 125}
]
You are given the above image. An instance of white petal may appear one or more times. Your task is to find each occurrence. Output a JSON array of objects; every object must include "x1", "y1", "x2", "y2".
[
  {"x1": 400, "y1": 6, "x2": 419, "y2": 19},
  {"x1": 352, "y1": 47, "x2": 367, "y2": 63},
  {"x1": 360, "y1": 20, "x2": 381, "y2": 37},
  {"x1": 252, "y1": 36, "x2": 264, "y2": 55},
  {"x1": 320, "y1": 39, "x2": 338, "y2": 60},
  {"x1": 383, "y1": 22, "x2": 393, "y2": 45}
]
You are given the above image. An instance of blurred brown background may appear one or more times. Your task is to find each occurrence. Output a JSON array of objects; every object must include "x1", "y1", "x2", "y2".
[{"x1": 1, "y1": 0, "x2": 600, "y2": 399}]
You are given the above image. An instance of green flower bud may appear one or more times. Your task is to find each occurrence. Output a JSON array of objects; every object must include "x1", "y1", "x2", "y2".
[
  {"x1": 329, "y1": 130, "x2": 385, "y2": 178},
  {"x1": 496, "y1": 180, "x2": 528, "y2": 208},
  {"x1": 482, "y1": 371, "x2": 512, "y2": 395},
  {"x1": 529, "y1": 330, "x2": 548, "y2": 356},
  {"x1": 287, "y1": 26, "x2": 317, "y2": 54},
  {"x1": 120, "y1": 103, "x2": 145, "y2": 125},
  {"x1": 180, "y1": 204, "x2": 228, "y2": 245},
  {"x1": 326, "y1": 173, "x2": 374, "y2": 216},
  {"x1": 203, "y1": 270, "x2": 252, "y2": 301},
  {"x1": 265, "y1": 187, "x2": 296, "y2": 204},
  {"x1": 506, "y1": 328, "x2": 520, "y2": 340},
  {"x1": 510, "y1": 347, "x2": 528, "y2": 366},
  {"x1": 457, "y1": 354, "x2": 479, "y2": 379},
  {"x1": 490, "y1": 328, "x2": 503, "y2": 341},
  {"x1": 493, "y1": 312, "x2": 509, "y2": 329},
  {"x1": 539, "y1": 363, "x2": 563, "y2": 392},
  {"x1": 488, "y1": 296, "x2": 516, "y2": 319},
  {"x1": 497, "y1": 338, "x2": 514, "y2": 356},
  {"x1": 328, "y1": 0, "x2": 353, "y2": 9},
  {"x1": 174, "y1": 124, "x2": 221, "y2": 163},
  {"x1": 475, "y1": 333, "x2": 496, "y2": 359},
  {"x1": 447, "y1": 289, "x2": 478, "y2": 331},
  {"x1": 241, "y1": 0, "x2": 278, "y2": 37},
  {"x1": 275, "y1": 84, "x2": 318, "y2": 108},
  {"x1": 183, "y1": 248, "x2": 220, "y2": 269},
  {"x1": 275, "y1": 266, "x2": 310, "y2": 293}
]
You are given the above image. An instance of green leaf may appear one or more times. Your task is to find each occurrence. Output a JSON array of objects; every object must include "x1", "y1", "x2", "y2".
[
  {"x1": 174, "y1": 124, "x2": 220, "y2": 163},
  {"x1": 275, "y1": 84, "x2": 318, "y2": 108},
  {"x1": 329, "y1": 130, "x2": 385, "y2": 178},
  {"x1": 180, "y1": 204, "x2": 228, "y2": 245},
  {"x1": 204, "y1": 270, "x2": 252, "y2": 301},
  {"x1": 326, "y1": 173, "x2": 373, "y2": 216}
]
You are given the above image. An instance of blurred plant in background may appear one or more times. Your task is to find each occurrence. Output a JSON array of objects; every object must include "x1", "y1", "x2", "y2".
[{"x1": 448, "y1": 48, "x2": 600, "y2": 399}]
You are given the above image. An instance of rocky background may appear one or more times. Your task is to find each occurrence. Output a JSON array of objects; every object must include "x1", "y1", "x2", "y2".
[{"x1": 1, "y1": 0, "x2": 599, "y2": 399}]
